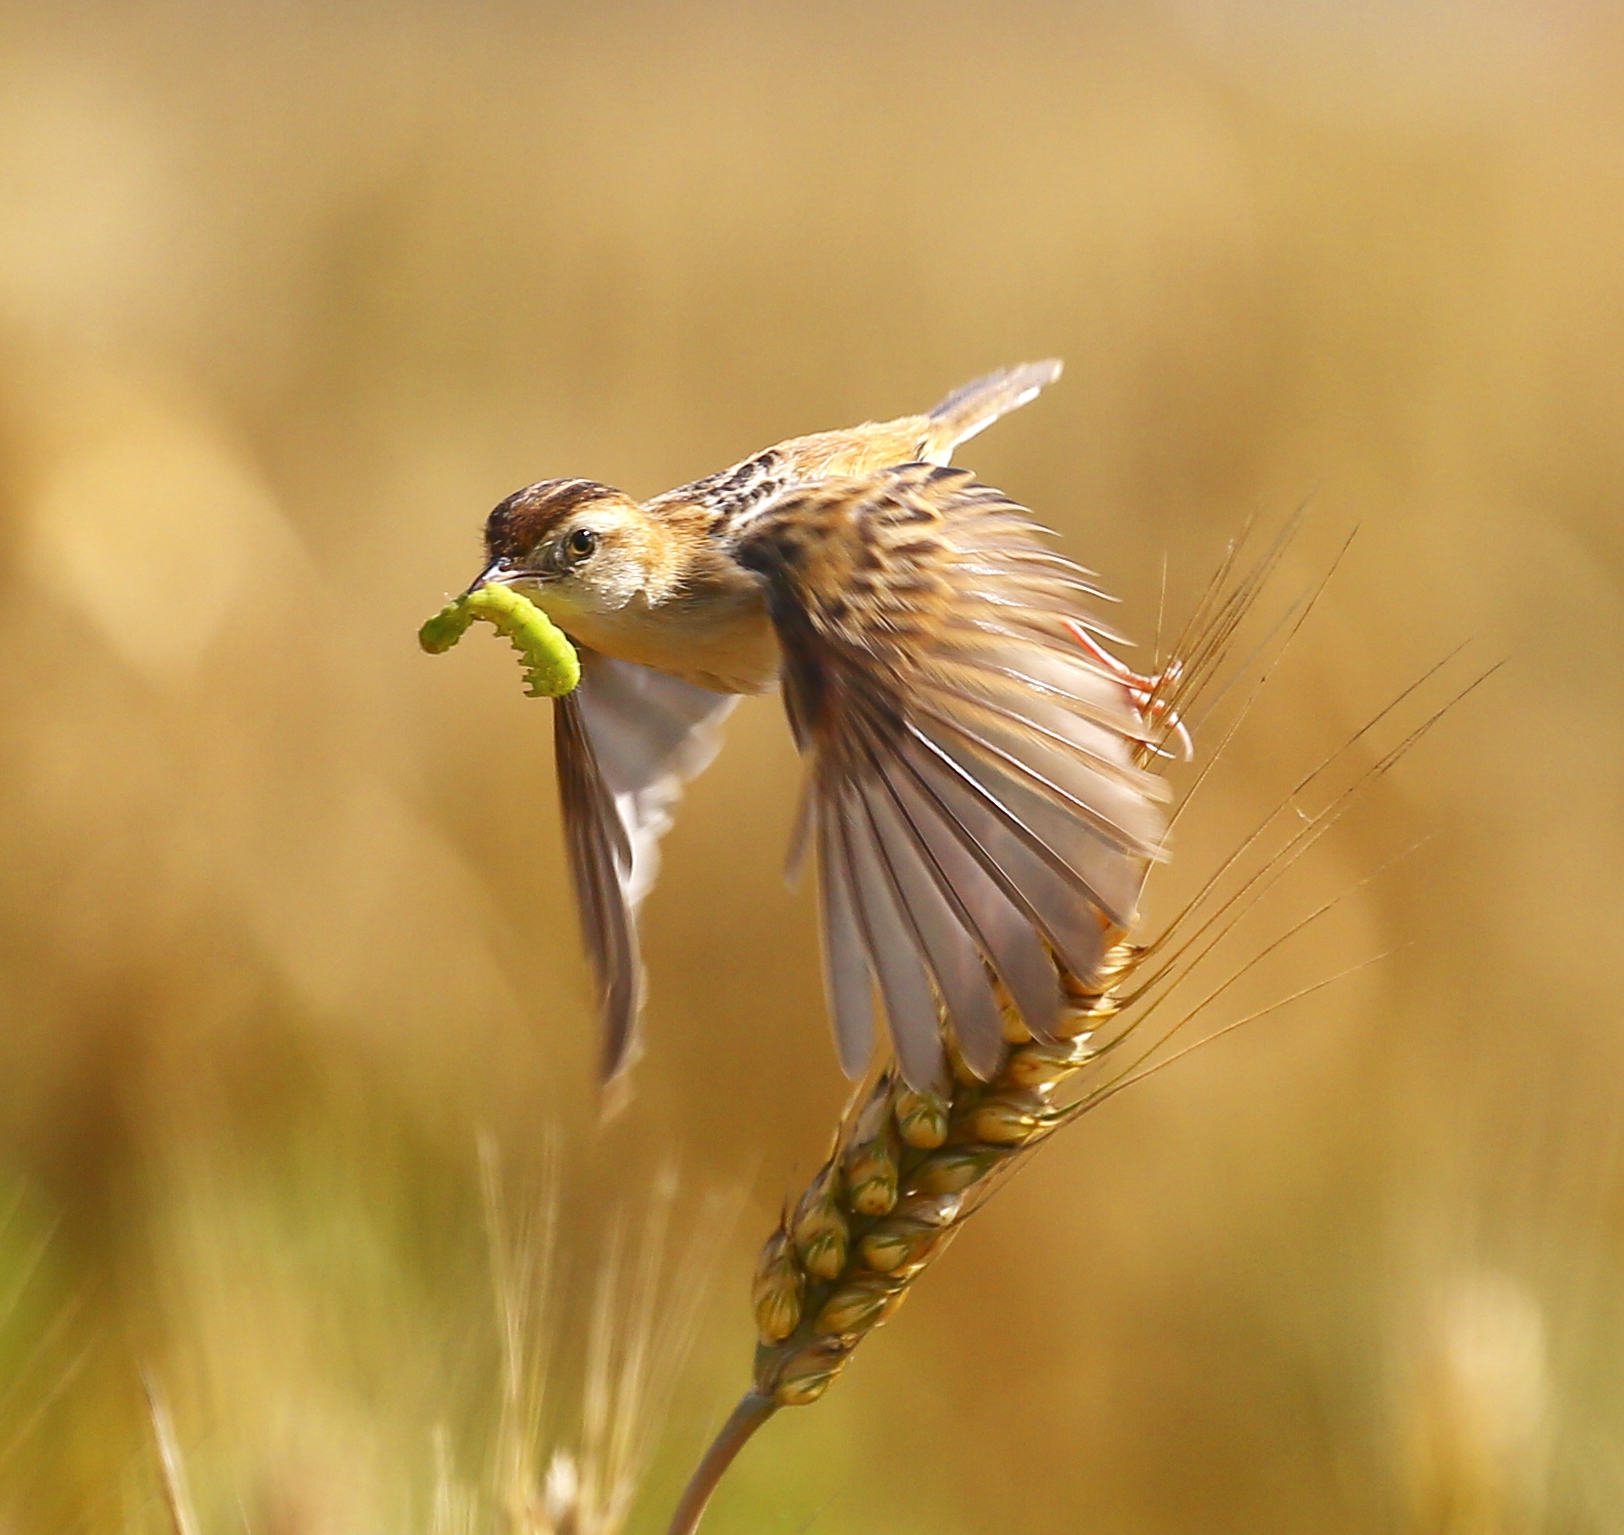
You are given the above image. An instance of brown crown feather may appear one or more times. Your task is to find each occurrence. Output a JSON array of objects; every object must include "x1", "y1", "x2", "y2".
[{"x1": 483, "y1": 478, "x2": 627, "y2": 562}]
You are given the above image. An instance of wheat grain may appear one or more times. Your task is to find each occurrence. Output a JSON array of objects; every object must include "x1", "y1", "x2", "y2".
[{"x1": 747, "y1": 946, "x2": 1138, "y2": 1415}]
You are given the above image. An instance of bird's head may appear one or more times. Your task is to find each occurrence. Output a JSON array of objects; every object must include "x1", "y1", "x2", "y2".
[{"x1": 475, "y1": 479, "x2": 660, "y2": 618}]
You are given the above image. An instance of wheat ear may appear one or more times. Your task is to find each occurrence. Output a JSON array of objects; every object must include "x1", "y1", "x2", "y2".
[{"x1": 665, "y1": 944, "x2": 1141, "y2": 1535}]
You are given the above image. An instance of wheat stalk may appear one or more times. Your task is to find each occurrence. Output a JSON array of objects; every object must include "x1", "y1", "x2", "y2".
[{"x1": 143, "y1": 1374, "x2": 202, "y2": 1535}]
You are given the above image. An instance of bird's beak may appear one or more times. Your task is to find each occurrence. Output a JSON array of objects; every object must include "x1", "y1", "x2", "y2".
[{"x1": 463, "y1": 559, "x2": 511, "y2": 597}]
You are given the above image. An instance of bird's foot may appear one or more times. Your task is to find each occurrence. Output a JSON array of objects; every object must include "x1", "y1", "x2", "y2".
[{"x1": 1061, "y1": 617, "x2": 1192, "y2": 760}]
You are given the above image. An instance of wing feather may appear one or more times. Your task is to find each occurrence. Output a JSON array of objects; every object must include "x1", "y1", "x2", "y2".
[
  {"x1": 554, "y1": 652, "x2": 737, "y2": 1080},
  {"x1": 554, "y1": 693, "x2": 641, "y2": 1076},
  {"x1": 879, "y1": 761, "x2": 1064, "y2": 1044},
  {"x1": 817, "y1": 804, "x2": 877, "y2": 1078},
  {"x1": 833, "y1": 800, "x2": 947, "y2": 1092},
  {"x1": 856, "y1": 774, "x2": 1006, "y2": 1080},
  {"x1": 739, "y1": 464, "x2": 1162, "y2": 1087},
  {"x1": 901, "y1": 727, "x2": 1109, "y2": 986}
]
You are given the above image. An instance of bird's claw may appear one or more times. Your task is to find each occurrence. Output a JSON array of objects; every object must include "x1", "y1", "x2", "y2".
[{"x1": 1061, "y1": 617, "x2": 1192, "y2": 760}]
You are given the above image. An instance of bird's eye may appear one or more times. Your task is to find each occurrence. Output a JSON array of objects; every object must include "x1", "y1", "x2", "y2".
[{"x1": 565, "y1": 527, "x2": 598, "y2": 563}]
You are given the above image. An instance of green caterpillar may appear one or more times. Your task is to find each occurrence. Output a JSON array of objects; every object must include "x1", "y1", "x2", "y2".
[{"x1": 418, "y1": 583, "x2": 581, "y2": 698}]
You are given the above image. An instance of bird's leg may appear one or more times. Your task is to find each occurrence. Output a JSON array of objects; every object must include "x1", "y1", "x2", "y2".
[{"x1": 1061, "y1": 616, "x2": 1192, "y2": 760}]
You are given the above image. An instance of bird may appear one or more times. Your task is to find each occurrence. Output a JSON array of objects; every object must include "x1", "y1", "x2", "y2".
[{"x1": 464, "y1": 361, "x2": 1172, "y2": 1091}]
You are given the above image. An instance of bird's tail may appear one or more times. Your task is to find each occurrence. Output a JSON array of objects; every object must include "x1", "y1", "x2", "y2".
[{"x1": 923, "y1": 359, "x2": 1063, "y2": 459}]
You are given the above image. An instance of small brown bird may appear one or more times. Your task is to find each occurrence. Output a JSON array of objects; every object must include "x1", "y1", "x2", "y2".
[{"x1": 467, "y1": 362, "x2": 1169, "y2": 1090}]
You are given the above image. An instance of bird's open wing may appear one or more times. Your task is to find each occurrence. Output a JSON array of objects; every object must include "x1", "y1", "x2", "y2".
[
  {"x1": 736, "y1": 464, "x2": 1167, "y2": 1091},
  {"x1": 554, "y1": 651, "x2": 738, "y2": 1080}
]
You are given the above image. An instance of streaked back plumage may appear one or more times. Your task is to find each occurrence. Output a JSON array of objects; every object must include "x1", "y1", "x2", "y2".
[{"x1": 648, "y1": 360, "x2": 1065, "y2": 544}]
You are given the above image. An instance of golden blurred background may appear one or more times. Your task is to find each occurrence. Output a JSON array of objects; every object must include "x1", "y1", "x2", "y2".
[{"x1": 2, "y1": 1, "x2": 1623, "y2": 1530}]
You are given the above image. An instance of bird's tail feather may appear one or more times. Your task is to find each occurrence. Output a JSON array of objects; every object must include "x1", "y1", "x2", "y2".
[{"x1": 924, "y1": 359, "x2": 1063, "y2": 458}]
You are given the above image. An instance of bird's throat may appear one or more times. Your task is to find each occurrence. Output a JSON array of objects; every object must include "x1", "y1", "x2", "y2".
[{"x1": 538, "y1": 575, "x2": 780, "y2": 696}]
